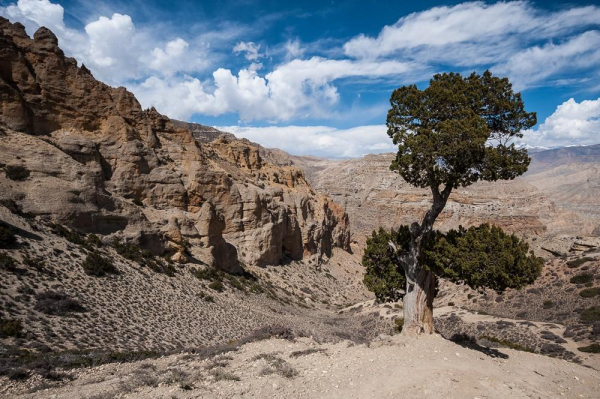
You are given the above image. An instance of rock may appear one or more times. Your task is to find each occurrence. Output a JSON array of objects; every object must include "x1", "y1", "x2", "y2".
[{"x1": 0, "y1": 17, "x2": 350, "y2": 269}]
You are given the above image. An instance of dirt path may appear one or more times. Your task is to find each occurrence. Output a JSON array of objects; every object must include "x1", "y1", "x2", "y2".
[{"x1": 4, "y1": 334, "x2": 599, "y2": 398}]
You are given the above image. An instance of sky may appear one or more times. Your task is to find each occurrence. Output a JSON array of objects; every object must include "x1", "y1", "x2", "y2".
[{"x1": 1, "y1": 0, "x2": 600, "y2": 158}]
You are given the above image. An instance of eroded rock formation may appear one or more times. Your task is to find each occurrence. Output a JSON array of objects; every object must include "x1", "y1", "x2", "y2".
[{"x1": 0, "y1": 18, "x2": 350, "y2": 271}]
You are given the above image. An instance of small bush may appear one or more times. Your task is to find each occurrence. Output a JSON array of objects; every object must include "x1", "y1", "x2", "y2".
[
  {"x1": 479, "y1": 335, "x2": 534, "y2": 353},
  {"x1": 447, "y1": 301, "x2": 455, "y2": 306},
  {"x1": 566, "y1": 257, "x2": 593, "y2": 268},
  {"x1": 543, "y1": 300, "x2": 554, "y2": 309},
  {"x1": 208, "y1": 281, "x2": 224, "y2": 292},
  {"x1": 34, "y1": 291, "x2": 85, "y2": 315},
  {"x1": 23, "y1": 256, "x2": 45, "y2": 272},
  {"x1": 0, "y1": 318, "x2": 23, "y2": 338},
  {"x1": 112, "y1": 238, "x2": 175, "y2": 276},
  {"x1": 578, "y1": 344, "x2": 600, "y2": 353},
  {"x1": 0, "y1": 222, "x2": 17, "y2": 248},
  {"x1": 570, "y1": 274, "x2": 593, "y2": 285},
  {"x1": 394, "y1": 318, "x2": 404, "y2": 333},
  {"x1": 82, "y1": 252, "x2": 118, "y2": 277},
  {"x1": 210, "y1": 369, "x2": 240, "y2": 381},
  {"x1": 580, "y1": 306, "x2": 600, "y2": 322},
  {"x1": 87, "y1": 234, "x2": 103, "y2": 247},
  {"x1": 579, "y1": 287, "x2": 600, "y2": 298},
  {"x1": 49, "y1": 223, "x2": 88, "y2": 248},
  {"x1": 5, "y1": 164, "x2": 30, "y2": 181},
  {"x1": 289, "y1": 348, "x2": 326, "y2": 358}
]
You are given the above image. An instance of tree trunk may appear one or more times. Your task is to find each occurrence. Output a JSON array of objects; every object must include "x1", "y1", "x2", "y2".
[
  {"x1": 401, "y1": 244, "x2": 436, "y2": 334},
  {"x1": 401, "y1": 184, "x2": 451, "y2": 335}
]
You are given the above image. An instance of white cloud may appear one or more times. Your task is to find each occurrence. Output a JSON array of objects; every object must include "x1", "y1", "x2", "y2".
[
  {"x1": 523, "y1": 98, "x2": 600, "y2": 148},
  {"x1": 233, "y1": 41, "x2": 262, "y2": 61},
  {"x1": 218, "y1": 125, "x2": 393, "y2": 158},
  {"x1": 131, "y1": 57, "x2": 412, "y2": 122},
  {"x1": 0, "y1": 0, "x2": 210, "y2": 85},
  {"x1": 494, "y1": 31, "x2": 600, "y2": 90}
]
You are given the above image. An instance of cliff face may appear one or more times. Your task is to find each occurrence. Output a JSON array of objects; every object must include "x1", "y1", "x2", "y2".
[
  {"x1": 298, "y1": 153, "x2": 577, "y2": 251},
  {"x1": 0, "y1": 18, "x2": 350, "y2": 270}
]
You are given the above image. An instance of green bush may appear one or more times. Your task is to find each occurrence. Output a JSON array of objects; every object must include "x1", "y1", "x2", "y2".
[
  {"x1": 566, "y1": 257, "x2": 593, "y2": 268},
  {"x1": 112, "y1": 238, "x2": 175, "y2": 276},
  {"x1": 394, "y1": 318, "x2": 404, "y2": 333},
  {"x1": 579, "y1": 287, "x2": 600, "y2": 298},
  {"x1": 578, "y1": 344, "x2": 600, "y2": 353},
  {"x1": 208, "y1": 281, "x2": 224, "y2": 292},
  {"x1": 87, "y1": 234, "x2": 103, "y2": 247},
  {"x1": 543, "y1": 300, "x2": 554, "y2": 309},
  {"x1": 49, "y1": 223, "x2": 88, "y2": 247},
  {"x1": 479, "y1": 335, "x2": 534, "y2": 353},
  {"x1": 580, "y1": 306, "x2": 600, "y2": 322},
  {"x1": 0, "y1": 318, "x2": 23, "y2": 338},
  {"x1": 570, "y1": 274, "x2": 593, "y2": 285},
  {"x1": 5, "y1": 164, "x2": 30, "y2": 181},
  {"x1": 82, "y1": 252, "x2": 119, "y2": 277}
]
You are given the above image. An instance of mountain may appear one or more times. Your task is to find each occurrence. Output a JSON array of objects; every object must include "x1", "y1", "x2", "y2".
[{"x1": 0, "y1": 17, "x2": 350, "y2": 270}]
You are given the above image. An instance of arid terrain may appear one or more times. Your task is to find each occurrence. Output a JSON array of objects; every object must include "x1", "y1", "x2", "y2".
[{"x1": 1, "y1": 16, "x2": 599, "y2": 399}]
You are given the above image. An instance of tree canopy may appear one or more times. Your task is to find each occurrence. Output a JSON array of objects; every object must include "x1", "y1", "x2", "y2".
[
  {"x1": 387, "y1": 71, "x2": 537, "y2": 191},
  {"x1": 363, "y1": 224, "x2": 543, "y2": 302}
]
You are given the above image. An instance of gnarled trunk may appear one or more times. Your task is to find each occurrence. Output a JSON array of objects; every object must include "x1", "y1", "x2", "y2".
[
  {"x1": 402, "y1": 252, "x2": 436, "y2": 334},
  {"x1": 401, "y1": 183, "x2": 451, "y2": 335}
]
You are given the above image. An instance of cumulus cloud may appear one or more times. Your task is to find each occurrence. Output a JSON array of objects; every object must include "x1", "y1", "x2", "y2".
[
  {"x1": 0, "y1": 0, "x2": 209, "y2": 85},
  {"x1": 219, "y1": 125, "x2": 393, "y2": 158},
  {"x1": 132, "y1": 57, "x2": 413, "y2": 122},
  {"x1": 233, "y1": 41, "x2": 262, "y2": 61},
  {"x1": 523, "y1": 98, "x2": 600, "y2": 148}
]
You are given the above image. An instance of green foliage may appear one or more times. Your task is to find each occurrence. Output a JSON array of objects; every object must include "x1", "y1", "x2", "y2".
[
  {"x1": 579, "y1": 287, "x2": 600, "y2": 298},
  {"x1": 362, "y1": 224, "x2": 542, "y2": 301},
  {"x1": 566, "y1": 257, "x2": 593, "y2": 268},
  {"x1": 82, "y1": 252, "x2": 119, "y2": 277},
  {"x1": 387, "y1": 71, "x2": 536, "y2": 190},
  {"x1": 5, "y1": 164, "x2": 30, "y2": 181},
  {"x1": 580, "y1": 306, "x2": 600, "y2": 322},
  {"x1": 0, "y1": 318, "x2": 23, "y2": 338},
  {"x1": 49, "y1": 223, "x2": 89, "y2": 248},
  {"x1": 87, "y1": 234, "x2": 103, "y2": 247},
  {"x1": 578, "y1": 344, "x2": 600, "y2": 353},
  {"x1": 543, "y1": 300, "x2": 554, "y2": 309},
  {"x1": 426, "y1": 223, "x2": 543, "y2": 293},
  {"x1": 362, "y1": 227, "x2": 408, "y2": 302},
  {"x1": 112, "y1": 238, "x2": 175, "y2": 276},
  {"x1": 208, "y1": 281, "x2": 224, "y2": 292},
  {"x1": 570, "y1": 274, "x2": 593, "y2": 285},
  {"x1": 394, "y1": 318, "x2": 404, "y2": 333},
  {"x1": 479, "y1": 335, "x2": 534, "y2": 353}
]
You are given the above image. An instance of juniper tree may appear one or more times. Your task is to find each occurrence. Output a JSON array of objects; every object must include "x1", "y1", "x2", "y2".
[{"x1": 380, "y1": 70, "x2": 539, "y2": 334}]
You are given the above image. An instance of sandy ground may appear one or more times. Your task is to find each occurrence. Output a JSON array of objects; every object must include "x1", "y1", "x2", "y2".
[{"x1": 3, "y1": 334, "x2": 599, "y2": 399}]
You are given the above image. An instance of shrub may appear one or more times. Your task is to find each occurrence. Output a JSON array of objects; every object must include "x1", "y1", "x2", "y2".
[
  {"x1": 479, "y1": 335, "x2": 534, "y2": 353},
  {"x1": 570, "y1": 274, "x2": 593, "y2": 285},
  {"x1": 208, "y1": 281, "x2": 224, "y2": 292},
  {"x1": 447, "y1": 301, "x2": 455, "y2": 306},
  {"x1": 0, "y1": 222, "x2": 17, "y2": 248},
  {"x1": 580, "y1": 306, "x2": 600, "y2": 322},
  {"x1": 394, "y1": 318, "x2": 404, "y2": 333},
  {"x1": 543, "y1": 300, "x2": 554, "y2": 309},
  {"x1": 82, "y1": 252, "x2": 119, "y2": 277},
  {"x1": 579, "y1": 287, "x2": 600, "y2": 298},
  {"x1": 578, "y1": 344, "x2": 600, "y2": 353},
  {"x1": 112, "y1": 238, "x2": 175, "y2": 276},
  {"x1": 566, "y1": 257, "x2": 593, "y2": 268},
  {"x1": 87, "y1": 234, "x2": 104, "y2": 247},
  {"x1": 34, "y1": 291, "x2": 85, "y2": 315},
  {"x1": 49, "y1": 223, "x2": 88, "y2": 247},
  {"x1": 5, "y1": 164, "x2": 30, "y2": 181},
  {"x1": 0, "y1": 318, "x2": 23, "y2": 338}
]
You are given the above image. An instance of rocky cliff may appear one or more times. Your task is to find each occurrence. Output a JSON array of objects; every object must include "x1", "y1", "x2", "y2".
[{"x1": 0, "y1": 18, "x2": 350, "y2": 271}]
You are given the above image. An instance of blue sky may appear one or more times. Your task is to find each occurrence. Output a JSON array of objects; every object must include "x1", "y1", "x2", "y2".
[{"x1": 2, "y1": 0, "x2": 600, "y2": 157}]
